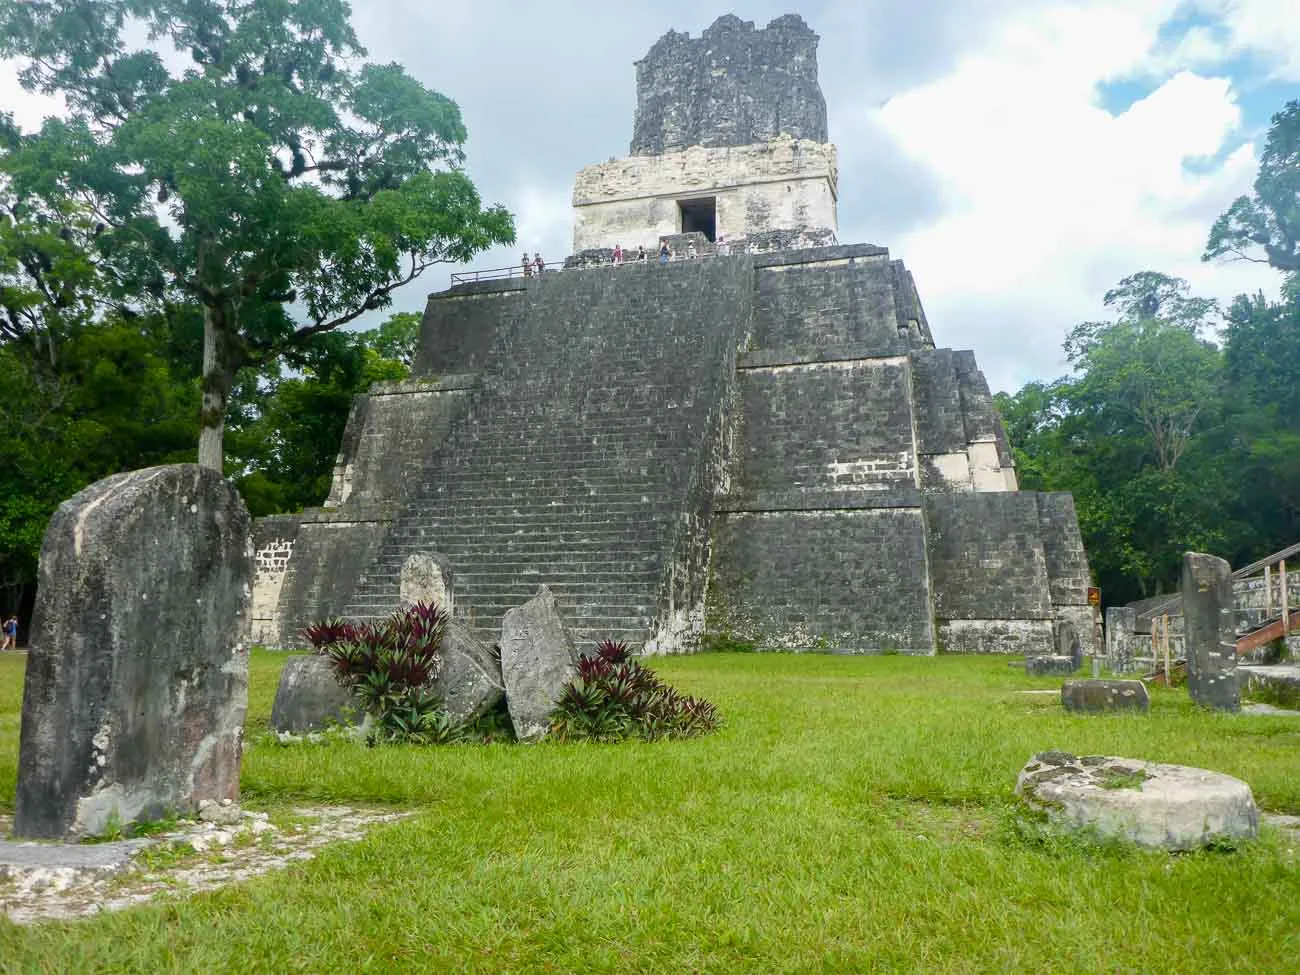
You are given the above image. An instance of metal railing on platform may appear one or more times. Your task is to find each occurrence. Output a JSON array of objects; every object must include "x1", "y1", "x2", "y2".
[{"x1": 449, "y1": 245, "x2": 747, "y2": 286}]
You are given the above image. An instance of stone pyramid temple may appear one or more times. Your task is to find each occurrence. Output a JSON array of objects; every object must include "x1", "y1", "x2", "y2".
[{"x1": 250, "y1": 14, "x2": 1098, "y2": 657}]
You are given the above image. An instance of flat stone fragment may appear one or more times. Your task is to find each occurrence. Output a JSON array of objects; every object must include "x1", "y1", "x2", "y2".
[
  {"x1": 1061, "y1": 679, "x2": 1150, "y2": 713},
  {"x1": 1026, "y1": 655, "x2": 1076, "y2": 676},
  {"x1": 269, "y1": 655, "x2": 358, "y2": 733},
  {"x1": 434, "y1": 621, "x2": 504, "y2": 726},
  {"x1": 499, "y1": 585, "x2": 579, "y2": 741},
  {"x1": 1016, "y1": 751, "x2": 1259, "y2": 851},
  {"x1": 15, "y1": 464, "x2": 252, "y2": 840},
  {"x1": 0, "y1": 838, "x2": 152, "y2": 873}
]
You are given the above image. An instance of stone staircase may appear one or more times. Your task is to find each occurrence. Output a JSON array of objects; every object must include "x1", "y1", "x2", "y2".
[{"x1": 341, "y1": 260, "x2": 748, "y2": 648}]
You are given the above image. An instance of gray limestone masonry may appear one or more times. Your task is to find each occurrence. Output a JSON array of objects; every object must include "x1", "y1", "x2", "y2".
[
  {"x1": 630, "y1": 14, "x2": 828, "y2": 155},
  {"x1": 16, "y1": 465, "x2": 251, "y2": 840},
  {"x1": 252, "y1": 244, "x2": 1095, "y2": 656},
  {"x1": 1182, "y1": 552, "x2": 1241, "y2": 711}
]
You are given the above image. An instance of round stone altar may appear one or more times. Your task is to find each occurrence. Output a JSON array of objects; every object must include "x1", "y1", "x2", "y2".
[{"x1": 1015, "y1": 751, "x2": 1259, "y2": 851}]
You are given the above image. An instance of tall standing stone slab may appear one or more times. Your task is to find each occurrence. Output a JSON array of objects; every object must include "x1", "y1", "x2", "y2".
[
  {"x1": 1181, "y1": 552, "x2": 1240, "y2": 712},
  {"x1": 500, "y1": 585, "x2": 579, "y2": 742},
  {"x1": 1105, "y1": 606, "x2": 1138, "y2": 673},
  {"x1": 15, "y1": 465, "x2": 252, "y2": 839}
]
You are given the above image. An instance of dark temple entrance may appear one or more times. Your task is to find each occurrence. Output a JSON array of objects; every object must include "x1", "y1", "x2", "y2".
[{"x1": 678, "y1": 197, "x2": 717, "y2": 242}]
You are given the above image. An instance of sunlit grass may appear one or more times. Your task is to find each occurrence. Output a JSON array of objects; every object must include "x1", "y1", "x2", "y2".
[{"x1": 2, "y1": 649, "x2": 1298, "y2": 973}]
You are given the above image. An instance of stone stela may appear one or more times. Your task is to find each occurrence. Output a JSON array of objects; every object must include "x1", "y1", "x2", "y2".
[{"x1": 248, "y1": 13, "x2": 1099, "y2": 658}]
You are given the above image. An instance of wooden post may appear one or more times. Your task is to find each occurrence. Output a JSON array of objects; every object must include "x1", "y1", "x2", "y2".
[
  {"x1": 1283, "y1": 559, "x2": 1290, "y2": 636},
  {"x1": 1265, "y1": 564, "x2": 1273, "y2": 619},
  {"x1": 1162, "y1": 615, "x2": 1172, "y2": 688}
]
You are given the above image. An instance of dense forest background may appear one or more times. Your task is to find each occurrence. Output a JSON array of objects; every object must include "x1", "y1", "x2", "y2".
[{"x1": 3, "y1": 84, "x2": 1300, "y2": 619}]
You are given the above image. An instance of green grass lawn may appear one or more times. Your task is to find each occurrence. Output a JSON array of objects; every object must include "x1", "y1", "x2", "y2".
[{"x1": 2, "y1": 649, "x2": 1298, "y2": 973}]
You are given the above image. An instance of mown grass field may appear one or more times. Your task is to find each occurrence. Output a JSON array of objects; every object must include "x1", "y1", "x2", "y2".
[{"x1": 1, "y1": 649, "x2": 1298, "y2": 973}]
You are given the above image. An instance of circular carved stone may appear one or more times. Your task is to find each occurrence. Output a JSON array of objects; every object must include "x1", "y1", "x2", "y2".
[{"x1": 1015, "y1": 751, "x2": 1259, "y2": 851}]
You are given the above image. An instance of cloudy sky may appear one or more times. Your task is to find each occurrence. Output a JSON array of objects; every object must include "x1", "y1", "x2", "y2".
[{"x1": 5, "y1": 0, "x2": 1298, "y2": 393}]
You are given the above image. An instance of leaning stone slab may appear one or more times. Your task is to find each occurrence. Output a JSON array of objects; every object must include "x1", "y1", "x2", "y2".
[
  {"x1": 435, "y1": 621, "x2": 505, "y2": 725},
  {"x1": 1026, "y1": 655, "x2": 1076, "y2": 676},
  {"x1": 15, "y1": 465, "x2": 252, "y2": 840},
  {"x1": 400, "y1": 552, "x2": 455, "y2": 617},
  {"x1": 1181, "y1": 552, "x2": 1240, "y2": 712},
  {"x1": 1015, "y1": 751, "x2": 1258, "y2": 851},
  {"x1": 270, "y1": 655, "x2": 358, "y2": 733},
  {"x1": 499, "y1": 585, "x2": 579, "y2": 741},
  {"x1": 1061, "y1": 679, "x2": 1149, "y2": 713}
]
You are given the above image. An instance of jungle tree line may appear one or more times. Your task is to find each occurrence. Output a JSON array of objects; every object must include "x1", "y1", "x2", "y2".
[{"x1": 997, "y1": 101, "x2": 1300, "y2": 605}]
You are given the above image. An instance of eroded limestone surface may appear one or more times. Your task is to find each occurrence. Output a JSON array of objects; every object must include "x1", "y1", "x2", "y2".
[
  {"x1": 1016, "y1": 751, "x2": 1258, "y2": 850},
  {"x1": 0, "y1": 807, "x2": 407, "y2": 925},
  {"x1": 15, "y1": 464, "x2": 252, "y2": 840}
]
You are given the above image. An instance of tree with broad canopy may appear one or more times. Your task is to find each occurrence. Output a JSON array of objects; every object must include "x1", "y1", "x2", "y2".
[{"x1": 0, "y1": 0, "x2": 515, "y2": 469}]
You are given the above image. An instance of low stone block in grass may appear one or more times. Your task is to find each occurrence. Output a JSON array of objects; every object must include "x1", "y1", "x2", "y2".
[
  {"x1": 1061, "y1": 679, "x2": 1150, "y2": 714},
  {"x1": 1015, "y1": 751, "x2": 1259, "y2": 851},
  {"x1": 1026, "y1": 655, "x2": 1075, "y2": 676}
]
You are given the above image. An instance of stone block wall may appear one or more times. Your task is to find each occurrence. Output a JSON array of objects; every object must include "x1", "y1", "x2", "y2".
[
  {"x1": 924, "y1": 493, "x2": 1055, "y2": 654},
  {"x1": 630, "y1": 14, "x2": 827, "y2": 155},
  {"x1": 751, "y1": 248, "x2": 904, "y2": 353},
  {"x1": 738, "y1": 358, "x2": 916, "y2": 493},
  {"x1": 253, "y1": 242, "x2": 1094, "y2": 657},
  {"x1": 571, "y1": 138, "x2": 838, "y2": 255},
  {"x1": 708, "y1": 496, "x2": 934, "y2": 652}
]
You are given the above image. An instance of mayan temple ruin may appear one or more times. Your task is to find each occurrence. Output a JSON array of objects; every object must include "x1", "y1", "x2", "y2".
[{"x1": 250, "y1": 13, "x2": 1098, "y2": 657}]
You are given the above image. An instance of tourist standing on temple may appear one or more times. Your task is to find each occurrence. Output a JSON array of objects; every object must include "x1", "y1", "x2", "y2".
[
  {"x1": 687, "y1": 240, "x2": 697, "y2": 259},
  {"x1": 533, "y1": 252, "x2": 545, "y2": 276},
  {"x1": 521, "y1": 252, "x2": 532, "y2": 278},
  {"x1": 716, "y1": 235, "x2": 729, "y2": 256},
  {"x1": 613, "y1": 243, "x2": 623, "y2": 265},
  {"x1": 637, "y1": 244, "x2": 647, "y2": 262},
  {"x1": 659, "y1": 240, "x2": 670, "y2": 263}
]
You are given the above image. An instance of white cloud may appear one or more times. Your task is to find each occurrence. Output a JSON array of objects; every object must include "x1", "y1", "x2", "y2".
[
  {"x1": 1201, "y1": 0, "x2": 1300, "y2": 81},
  {"x1": 874, "y1": 0, "x2": 1282, "y2": 392}
]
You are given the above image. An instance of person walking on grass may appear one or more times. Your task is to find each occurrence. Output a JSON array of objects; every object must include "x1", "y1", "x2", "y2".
[{"x1": 1, "y1": 615, "x2": 16, "y2": 651}]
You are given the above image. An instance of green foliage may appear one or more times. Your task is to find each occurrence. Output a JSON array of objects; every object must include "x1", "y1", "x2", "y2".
[
  {"x1": 1205, "y1": 100, "x2": 1300, "y2": 272},
  {"x1": 549, "y1": 640, "x2": 721, "y2": 742},
  {"x1": 999, "y1": 272, "x2": 1237, "y2": 602},
  {"x1": 0, "y1": 317, "x2": 199, "y2": 605},
  {"x1": 1097, "y1": 767, "x2": 1148, "y2": 790},
  {"x1": 227, "y1": 319, "x2": 411, "y2": 515},
  {"x1": 304, "y1": 602, "x2": 454, "y2": 744},
  {"x1": 698, "y1": 632, "x2": 758, "y2": 653},
  {"x1": 6, "y1": 650, "x2": 1300, "y2": 971},
  {"x1": 0, "y1": 0, "x2": 514, "y2": 466}
]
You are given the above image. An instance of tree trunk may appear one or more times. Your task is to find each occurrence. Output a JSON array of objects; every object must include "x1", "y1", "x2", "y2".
[{"x1": 198, "y1": 304, "x2": 236, "y2": 471}]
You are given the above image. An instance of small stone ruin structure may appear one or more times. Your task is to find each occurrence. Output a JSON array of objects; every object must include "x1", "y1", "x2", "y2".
[
  {"x1": 15, "y1": 465, "x2": 251, "y2": 839},
  {"x1": 250, "y1": 14, "x2": 1097, "y2": 657}
]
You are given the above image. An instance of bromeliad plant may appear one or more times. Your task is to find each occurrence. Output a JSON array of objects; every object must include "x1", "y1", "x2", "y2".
[
  {"x1": 304, "y1": 602, "x2": 451, "y2": 743},
  {"x1": 549, "y1": 640, "x2": 721, "y2": 743}
]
